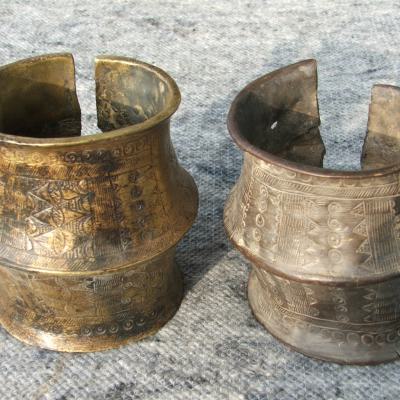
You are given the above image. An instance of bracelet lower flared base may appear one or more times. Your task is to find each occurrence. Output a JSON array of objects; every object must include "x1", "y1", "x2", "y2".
[
  {"x1": 248, "y1": 268, "x2": 400, "y2": 365},
  {"x1": 0, "y1": 300, "x2": 181, "y2": 352},
  {"x1": 0, "y1": 249, "x2": 183, "y2": 352}
]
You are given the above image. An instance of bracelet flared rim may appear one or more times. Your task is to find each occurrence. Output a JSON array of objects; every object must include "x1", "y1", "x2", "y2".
[
  {"x1": 227, "y1": 59, "x2": 400, "y2": 179},
  {"x1": 0, "y1": 53, "x2": 181, "y2": 147}
]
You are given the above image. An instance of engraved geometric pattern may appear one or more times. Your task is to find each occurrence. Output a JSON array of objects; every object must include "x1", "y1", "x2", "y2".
[
  {"x1": 225, "y1": 154, "x2": 400, "y2": 281},
  {"x1": 0, "y1": 136, "x2": 189, "y2": 273}
]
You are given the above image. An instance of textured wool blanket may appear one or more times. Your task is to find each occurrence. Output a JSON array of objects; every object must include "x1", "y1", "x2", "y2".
[{"x1": 0, "y1": 1, "x2": 399, "y2": 399}]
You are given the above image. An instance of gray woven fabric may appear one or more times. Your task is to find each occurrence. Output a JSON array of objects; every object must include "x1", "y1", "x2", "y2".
[{"x1": 0, "y1": 1, "x2": 399, "y2": 399}]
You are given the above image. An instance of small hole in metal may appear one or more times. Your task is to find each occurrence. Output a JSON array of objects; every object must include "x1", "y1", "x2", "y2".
[{"x1": 271, "y1": 121, "x2": 278, "y2": 130}]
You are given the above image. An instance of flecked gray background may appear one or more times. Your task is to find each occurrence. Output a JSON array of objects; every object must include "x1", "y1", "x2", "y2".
[{"x1": 0, "y1": 1, "x2": 399, "y2": 399}]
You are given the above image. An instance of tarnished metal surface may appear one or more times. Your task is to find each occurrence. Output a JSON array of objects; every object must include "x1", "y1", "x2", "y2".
[
  {"x1": 0, "y1": 54, "x2": 198, "y2": 352},
  {"x1": 225, "y1": 60, "x2": 400, "y2": 364}
]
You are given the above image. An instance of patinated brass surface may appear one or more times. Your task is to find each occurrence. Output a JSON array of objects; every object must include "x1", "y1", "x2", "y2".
[
  {"x1": 0, "y1": 53, "x2": 198, "y2": 352},
  {"x1": 225, "y1": 60, "x2": 400, "y2": 364}
]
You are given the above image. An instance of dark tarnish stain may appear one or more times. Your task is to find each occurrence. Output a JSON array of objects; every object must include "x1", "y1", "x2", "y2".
[{"x1": 99, "y1": 153, "x2": 121, "y2": 174}]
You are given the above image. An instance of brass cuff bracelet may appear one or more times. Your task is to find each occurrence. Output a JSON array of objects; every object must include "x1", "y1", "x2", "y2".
[
  {"x1": 0, "y1": 53, "x2": 198, "y2": 352},
  {"x1": 224, "y1": 60, "x2": 400, "y2": 364}
]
